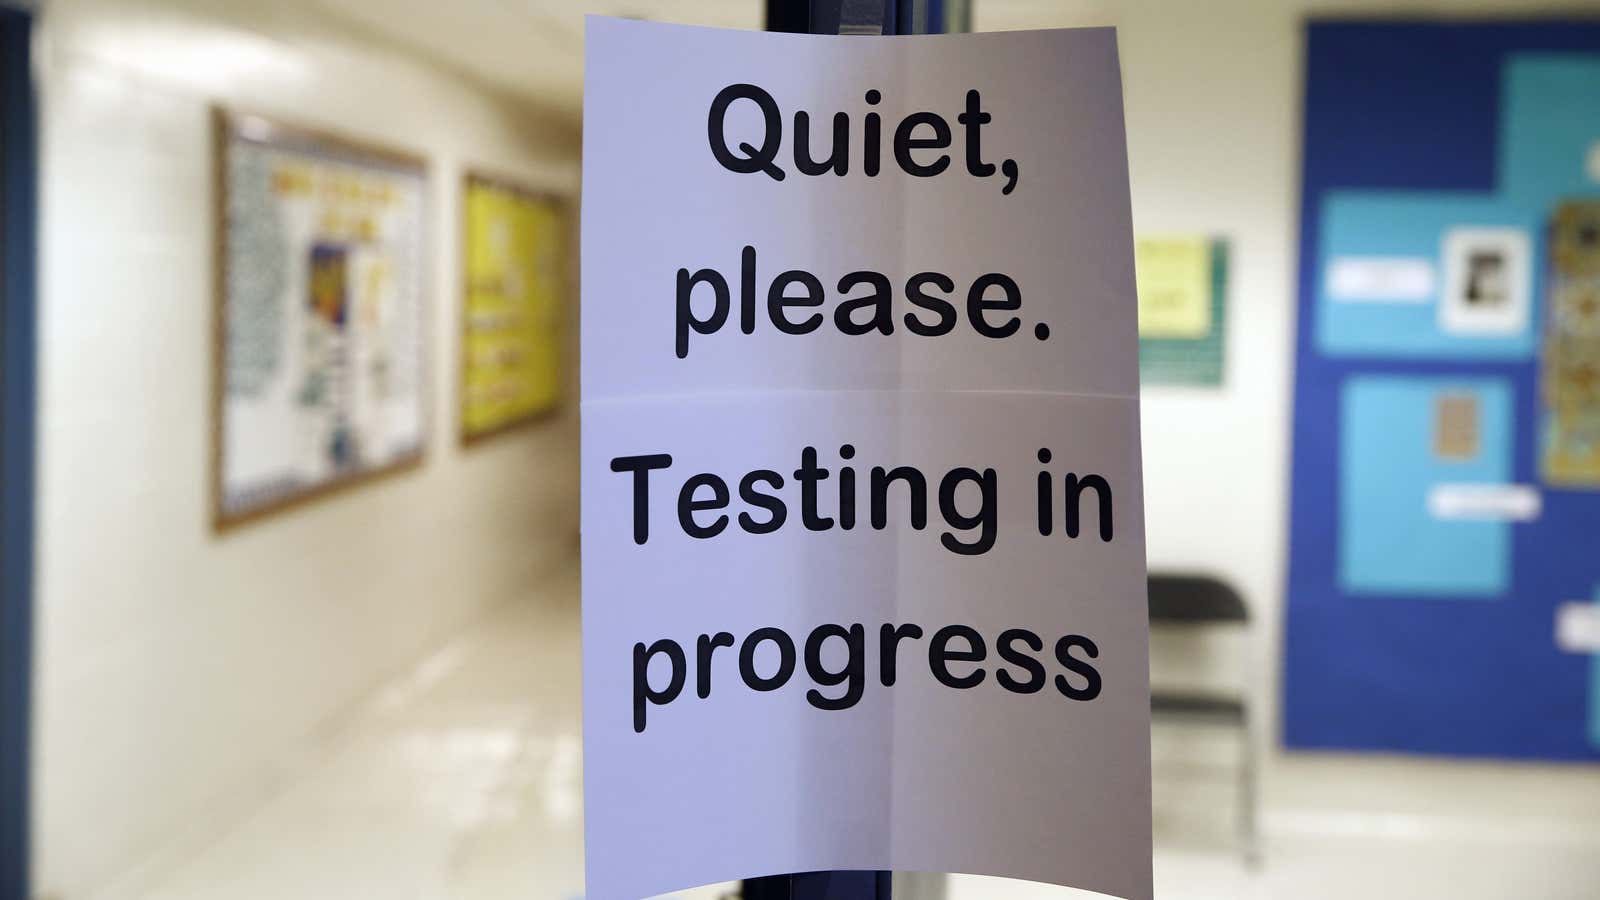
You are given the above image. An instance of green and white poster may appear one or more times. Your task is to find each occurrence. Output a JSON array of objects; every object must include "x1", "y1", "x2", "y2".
[{"x1": 1135, "y1": 236, "x2": 1228, "y2": 386}]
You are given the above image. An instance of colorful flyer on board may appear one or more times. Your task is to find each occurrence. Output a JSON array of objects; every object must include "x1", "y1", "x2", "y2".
[{"x1": 1542, "y1": 200, "x2": 1600, "y2": 487}]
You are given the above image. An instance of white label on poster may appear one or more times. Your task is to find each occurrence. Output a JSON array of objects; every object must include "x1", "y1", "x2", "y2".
[
  {"x1": 1426, "y1": 483, "x2": 1541, "y2": 521},
  {"x1": 1326, "y1": 256, "x2": 1436, "y2": 302},
  {"x1": 1587, "y1": 141, "x2": 1600, "y2": 182},
  {"x1": 1439, "y1": 227, "x2": 1531, "y2": 336},
  {"x1": 582, "y1": 19, "x2": 1149, "y2": 900},
  {"x1": 1556, "y1": 602, "x2": 1600, "y2": 653}
]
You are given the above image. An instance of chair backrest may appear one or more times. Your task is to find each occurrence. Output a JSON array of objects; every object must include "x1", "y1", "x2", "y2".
[{"x1": 1148, "y1": 574, "x2": 1248, "y2": 624}]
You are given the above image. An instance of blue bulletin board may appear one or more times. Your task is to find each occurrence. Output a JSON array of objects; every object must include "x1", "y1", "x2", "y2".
[{"x1": 1284, "y1": 20, "x2": 1600, "y2": 761}]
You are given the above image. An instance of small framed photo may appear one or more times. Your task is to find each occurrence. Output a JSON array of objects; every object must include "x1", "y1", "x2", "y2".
[{"x1": 1439, "y1": 226, "x2": 1531, "y2": 336}]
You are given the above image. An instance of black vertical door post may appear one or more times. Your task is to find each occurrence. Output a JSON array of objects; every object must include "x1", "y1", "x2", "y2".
[
  {"x1": 743, "y1": 3, "x2": 910, "y2": 899},
  {"x1": 0, "y1": 7, "x2": 38, "y2": 900}
]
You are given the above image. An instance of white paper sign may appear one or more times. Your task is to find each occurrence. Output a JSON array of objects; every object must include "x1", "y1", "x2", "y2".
[
  {"x1": 1326, "y1": 256, "x2": 1436, "y2": 302},
  {"x1": 1426, "y1": 482, "x2": 1542, "y2": 522},
  {"x1": 1555, "y1": 601, "x2": 1600, "y2": 653},
  {"x1": 582, "y1": 19, "x2": 1150, "y2": 900}
]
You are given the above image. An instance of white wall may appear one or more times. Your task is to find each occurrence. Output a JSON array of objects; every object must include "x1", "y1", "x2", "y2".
[
  {"x1": 30, "y1": 0, "x2": 580, "y2": 895},
  {"x1": 976, "y1": 0, "x2": 1595, "y2": 754}
]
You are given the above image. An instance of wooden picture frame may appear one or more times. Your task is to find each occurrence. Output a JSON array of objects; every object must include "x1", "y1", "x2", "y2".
[
  {"x1": 458, "y1": 170, "x2": 567, "y2": 446},
  {"x1": 211, "y1": 108, "x2": 431, "y2": 530}
]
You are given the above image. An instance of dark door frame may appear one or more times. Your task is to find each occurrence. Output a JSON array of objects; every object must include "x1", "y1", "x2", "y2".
[{"x1": 1, "y1": 5, "x2": 37, "y2": 898}]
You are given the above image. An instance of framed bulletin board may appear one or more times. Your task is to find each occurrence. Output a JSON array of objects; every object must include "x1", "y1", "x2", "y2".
[
  {"x1": 1135, "y1": 235, "x2": 1229, "y2": 386},
  {"x1": 212, "y1": 109, "x2": 430, "y2": 529},
  {"x1": 459, "y1": 173, "x2": 565, "y2": 443}
]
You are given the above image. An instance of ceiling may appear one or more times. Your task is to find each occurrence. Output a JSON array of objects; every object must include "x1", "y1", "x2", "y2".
[
  {"x1": 306, "y1": 0, "x2": 1100, "y2": 120},
  {"x1": 312, "y1": 0, "x2": 765, "y2": 118}
]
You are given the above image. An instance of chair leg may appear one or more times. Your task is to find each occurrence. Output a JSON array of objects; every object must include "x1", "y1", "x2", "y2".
[{"x1": 1239, "y1": 705, "x2": 1262, "y2": 868}]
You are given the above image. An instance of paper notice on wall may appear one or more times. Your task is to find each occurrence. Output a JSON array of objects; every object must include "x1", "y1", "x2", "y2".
[
  {"x1": 582, "y1": 19, "x2": 1149, "y2": 900},
  {"x1": 1135, "y1": 237, "x2": 1212, "y2": 338},
  {"x1": 1556, "y1": 601, "x2": 1600, "y2": 653},
  {"x1": 1439, "y1": 227, "x2": 1531, "y2": 337},
  {"x1": 1426, "y1": 483, "x2": 1541, "y2": 521},
  {"x1": 1135, "y1": 236, "x2": 1227, "y2": 385},
  {"x1": 1326, "y1": 256, "x2": 1436, "y2": 302}
]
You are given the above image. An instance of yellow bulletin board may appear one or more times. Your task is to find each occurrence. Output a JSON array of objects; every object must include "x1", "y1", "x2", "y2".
[{"x1": 460, "y1": 174, "x2": 566, "y2": 442}]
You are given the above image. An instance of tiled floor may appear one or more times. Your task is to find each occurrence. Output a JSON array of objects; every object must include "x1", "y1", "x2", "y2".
[{"x1": 119, "y1": 566, "x2": 1600, "y2": 899}]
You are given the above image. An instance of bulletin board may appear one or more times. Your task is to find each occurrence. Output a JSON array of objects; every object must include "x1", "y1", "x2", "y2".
[
  {"x1": 212, "y1": 110, "x2": 429, "y2": 528},
  {"x1": 459, "y1": 174, "x2": 564, "y2": 442},
  {"x1": 1283, "y1": 21, "x2": 1600, "y2": 761},
  {"x1": 1136, "y1": 236, "x2": 1228, "y2": 386}
]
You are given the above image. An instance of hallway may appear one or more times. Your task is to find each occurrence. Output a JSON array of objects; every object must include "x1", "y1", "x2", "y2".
[
  {"x1": 102, "y1": 567, "x2": 1600, "y2": 900},
  {"x1": 114, "y1": 568, "x2": 598, "y2": 899}
]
